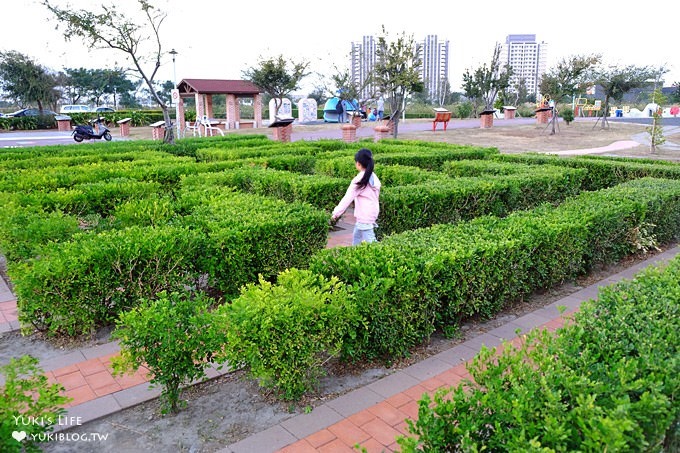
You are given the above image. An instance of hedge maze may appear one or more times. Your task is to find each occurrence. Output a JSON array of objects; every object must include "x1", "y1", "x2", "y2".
[{"x1": 1, "y1": 136, "x2": 679, "y2": 440}]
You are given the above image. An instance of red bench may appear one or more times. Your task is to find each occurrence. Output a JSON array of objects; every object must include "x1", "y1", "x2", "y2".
[{"x1": 432, "y1": 110, "x2": 451, "y2": 131}]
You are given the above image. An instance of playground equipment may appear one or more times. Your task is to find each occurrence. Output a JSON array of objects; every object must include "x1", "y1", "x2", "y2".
[{"x1": 323, "y1": 98, "x2": 359, "y2": 123}]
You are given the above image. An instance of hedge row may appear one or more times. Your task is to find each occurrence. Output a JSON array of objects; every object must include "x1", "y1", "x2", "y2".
[
  {"x1": 378, "y1": 166, "x2": 586, "y2": 236},
  {"x1": 314, "y1": 147, "x2": 499, "y2": 178},
  {"x1": 180, "y1": 163, "x2": 586, "y2": 238},
  {"x1": 309, "y1": 178, "x2": 680, "y2": 360},
  {"x1": 399, "y1": 255, "x2": 680, "y2": 451},
  {"x1": 0, "y1": 159, "x2": 245, "y2": 193},
  {"x1": 11, "y1": 189, "x2": 328, "y2": 337},
  {"x1": 181, "y1": 167, "x2": 346, "y2": 211},
  {"x1": 492, "y1": 152, "x2": 680, "y2": 190}
]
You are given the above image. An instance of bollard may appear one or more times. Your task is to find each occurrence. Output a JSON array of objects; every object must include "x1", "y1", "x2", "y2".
[
  {"x1": 373, "y1": 125, "x2": 390, "y2": 142},
  {"x1": 342, "y1": 124, "x2": 357, "y2": 143},
  {"x1": 272, "y1": 124, "x2": 293, "y2": 142}
]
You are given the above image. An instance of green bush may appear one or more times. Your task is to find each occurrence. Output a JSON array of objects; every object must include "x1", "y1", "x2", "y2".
[
  {"x1": 215, "y1": 269, "x2": 358, "y2": 400},
  {"x1": 112, "y1": 291, "x2": 222, "y2": 414},
  {"x1": 111, "y1": 195, "x2": 176, "y2": 227},
  {"x1": 12, "y1": 225, "x2": 204, "y2": 337},
  {"x1": 561, "y1": 107, "x2": 575, "y2": 124},
  {"x1": 310, "y1": 178, "x2": 680, "y2": 360},
  {"x1": 0, "y1": 203, "x2": 80, "y2": 264},
  {"x1": 181, "y1": 167, "x2": 346, "y2": 211},
  {"x1": 179, "y1": 188, "x2": 329, "y2": 296},
  {"x1": 492, "y1": 153, "x2": 680, "y2": 191},
  {"x1": 1, "y1": 356, "x2": 71, "y2": 453},
  {"x1": 398, "y1": 255, "x2": 680, "y2": 451},
  {"x1": 455, "y1": 102, "x2": 473, "y2": 119}
]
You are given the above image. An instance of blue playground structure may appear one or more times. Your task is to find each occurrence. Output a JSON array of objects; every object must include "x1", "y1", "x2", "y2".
[{"x1": 323, "y1": 97, "x2": 359, "y2": 122}]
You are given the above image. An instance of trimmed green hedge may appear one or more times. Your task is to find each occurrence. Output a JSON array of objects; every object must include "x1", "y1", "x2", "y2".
[
  {"x1": 12, "y1": 225, "x2": 204, "y2": 337},
  {"x1": 492, "y1": 153, "x2": 680, "y2": 190},
  {"x1": 378, "y1": 166, "x2": 586, "y2": 237},
  {"x1": 11, "y1": 188, "x2": 328, "y2": 337},
  {"x1": 309, "y1": 178, "x2": 680, "y2": 360},
  {"x1": 181, "y1": 168, "x2": 346, "y2": 211},
  {"x1": 399, "y1": 255, "x2": 680, "y2": 451},
  {"x1": 177, "y1": 188, "x2": 328, "y2": 297}
]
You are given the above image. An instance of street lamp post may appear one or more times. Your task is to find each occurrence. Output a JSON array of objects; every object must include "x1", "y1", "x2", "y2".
[
  {"x1": 169, "y1": 48, "x2": 178, "y2": 88},
  {"x1": 169, "y1": 49, "x2": 178, "y2": 108}
]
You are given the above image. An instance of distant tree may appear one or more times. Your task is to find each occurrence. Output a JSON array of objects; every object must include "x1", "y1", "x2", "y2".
[
  {"x1": 592, "y1": 64, "x2": 655, "y2": 129},
  {"x1": 647, "y1": 68, "x2": 669, "y2": 153},
  {"x1": 670, "y1": 81, "x2": 680, "y2": 103},
  {"x1": 511, "y1": 77, "x2": 528, "y2": 104},
  {"x1": 373, "y1": 27, "x2": 423, "y2": 138},
  {"x1": 307, "y1": 87, "x2": 326, "y2": 105},
  {"x1": 322, "y1": 63, "x2": 378, "y2": 115},
  {"x1": 43, "y1": 0, "x2": 177, "y2": 143},
  {"x1": 462, "y1": 44, "x2": 512, "y2": 116},
  {"x1": 0, "y1": 50, "x2": 59, "y2": 111},
  {"x1": 243, "y1": 55, "x2": 309, "y2": 119},
  {"x1": 61, "y1": 67, "x2": 91, "y2": 104},
  {"x1": 539, "y1": 54, "x2": 601, "y2": 102}
]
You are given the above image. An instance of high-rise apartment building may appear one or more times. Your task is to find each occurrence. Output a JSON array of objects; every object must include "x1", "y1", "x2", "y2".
[
  {"x1": 350, "y1": 34, "x2": 449, "y2": 102},
  {"x1": 498, "y1": 34, "x2": 548, "y2": 98},
  {"x1": 418, "y1": 35, "x2": 449, "y2": 103},
  {"x1": 350, "y1": 36, "x2": 377, "y2": 100}
]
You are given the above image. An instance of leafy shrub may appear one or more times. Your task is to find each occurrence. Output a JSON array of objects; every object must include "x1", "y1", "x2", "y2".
[
  {"x1": 12, "y1": 225, "x2": 204, "y2": 337},
  {"x1": 492, "y1": 153, "x2": 680, "y2": 191},
  {"x1": 179, "y1": 188, "x2": 329, "y2": 297},
  {"x1": 455, "y1": 102, "x2": 473, "y2": 119},
  {"x1": 112, "y1": 291, "x2": 222, "y2": 414},
  {"x1": 311, "y1": 178, "x2": 680, "y2": 360},
  {"x1": 215, "y1": 269, "x2": 358, "y2": 400},
  {"x1": 398, "y1": 256, "x2": 680, "y2": 451},
  {"x1": 0, "y1": 356, "x2": 71, "y2": 453},
  {"x1": 561, "y1": 107, "x2": 575, "y2": 124},
  {"x1": 111, "y1": 195, "x2": 176, "y2": 227},
  {"x1": 181, "y1": 167, "x2": 346, "y2": 211},
  {"x1": 0, "y1": 204, "x2": 80, "y2": 264}
]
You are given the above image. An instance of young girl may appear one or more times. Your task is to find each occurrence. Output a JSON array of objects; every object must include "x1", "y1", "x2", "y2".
[{"x1": 331, "y1": 148, "x2": 381, "y2": 245}]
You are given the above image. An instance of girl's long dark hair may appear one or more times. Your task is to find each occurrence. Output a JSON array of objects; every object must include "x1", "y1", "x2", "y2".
[{"x1": 355, "y1": 148, "x2": 374, "y2": 190}]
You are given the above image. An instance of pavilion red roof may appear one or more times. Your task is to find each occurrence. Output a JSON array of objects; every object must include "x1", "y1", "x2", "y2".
[{"x1": 177, "y1": 79, "x2": 261, "y2": 95}]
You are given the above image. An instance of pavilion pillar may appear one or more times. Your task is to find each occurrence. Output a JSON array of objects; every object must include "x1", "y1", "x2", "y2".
[
  {"x1": 206, "y1": 95, "x2": 214, "y2": 119},
  {"x1": 226, "y1": 94, "x2": 237, "y2": 129},
  {"x1": 173, "y1": 89, "x2": 185, "y2": 138},
  {"x1": 195, "y1": 93, "x2": 205, "y2": 119},
  {"x1": 253, "y1": 93, "x2": 263, "y2": 128}
]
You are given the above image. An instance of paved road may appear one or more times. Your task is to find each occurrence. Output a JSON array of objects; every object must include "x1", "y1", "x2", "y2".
[{"x1": 1, "y1": 116, "x2": 678, "y2": 148}]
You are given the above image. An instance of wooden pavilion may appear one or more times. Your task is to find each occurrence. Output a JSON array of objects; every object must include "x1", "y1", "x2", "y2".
[{"x1": 173, "y1": 78, "x2": 263, "y2": 135}]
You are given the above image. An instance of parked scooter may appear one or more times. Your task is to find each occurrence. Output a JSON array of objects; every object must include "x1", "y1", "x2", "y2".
[{"x1": 72, "y1": 117, "x2": 112, "y2": 142}]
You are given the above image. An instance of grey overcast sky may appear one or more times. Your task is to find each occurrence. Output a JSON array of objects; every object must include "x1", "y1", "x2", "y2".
[{"x1": 3, "y1": 0, "x2": 679, "y2": 96}]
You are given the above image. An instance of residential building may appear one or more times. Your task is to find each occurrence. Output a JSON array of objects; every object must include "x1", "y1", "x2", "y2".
[
  {"x1": 350, "y1": 36, "x2": 377, "y2": 100},
  {"x1": 498, "y1": 34, "x2": 548, "y2": 98},
  {"x1": 350, "y1": 34, "x2": 450, "y2": 102},
  {"x1": 418, "y1": 35, "x2": 450, "y2": 103}
]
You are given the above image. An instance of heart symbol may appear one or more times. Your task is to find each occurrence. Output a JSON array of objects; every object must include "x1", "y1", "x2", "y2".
[{"x1": 12, "y1": 431, "x2": 27, "y2": 442}]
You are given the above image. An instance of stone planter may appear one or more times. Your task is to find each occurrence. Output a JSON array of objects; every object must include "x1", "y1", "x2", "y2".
[
  {"x1": 342, "y1": 124, "x2": 357, "y2": 143},
  {"x1": 479, "y1": 110, "x2": 495, "y2": 129},
  {"x1": 272, "y1": 124, "x2": 293, "y2": 142},
  {"x1": 503, "y1": 107, "x2": 517, "y2": 120},
  {"x1": 373, "y1": 125, "x2": 390, "y2": 142}
]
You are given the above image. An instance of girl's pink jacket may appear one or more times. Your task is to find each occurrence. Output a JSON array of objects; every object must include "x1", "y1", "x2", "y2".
[{"x1": 332, "y1": 171, "x2": 381, "y2": 224}]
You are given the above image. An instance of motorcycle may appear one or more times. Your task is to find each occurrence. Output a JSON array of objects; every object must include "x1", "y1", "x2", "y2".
[{"x1": 72, "y1": 118, "x2": 112, "y2": 142}]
